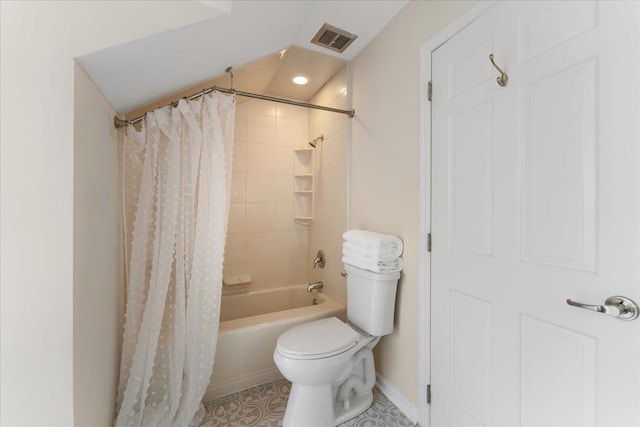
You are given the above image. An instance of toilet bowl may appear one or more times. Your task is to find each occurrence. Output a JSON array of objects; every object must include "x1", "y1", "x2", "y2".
[
  {"x1": 273, "y1": 264, "x2": 400, "y2": 427},
  {"x1": 274, "y1": 317, "x2": 378, "y2": 426}
]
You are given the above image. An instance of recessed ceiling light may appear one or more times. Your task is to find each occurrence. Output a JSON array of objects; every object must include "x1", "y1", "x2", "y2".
[{"x1": 292, "y1": 75, "x2": 309, "y2": 85}]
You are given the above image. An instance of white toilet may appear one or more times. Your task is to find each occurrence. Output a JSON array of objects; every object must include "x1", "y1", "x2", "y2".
[{"x1": 273, "y1": 263, "x2": 400, "y2": 427}]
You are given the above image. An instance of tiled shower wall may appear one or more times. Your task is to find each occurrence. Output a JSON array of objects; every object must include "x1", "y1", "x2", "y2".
[
  {"x1": 224, "y1": 100, "x2": 309, "y2": 291},
  {"x1": 308, "y1": 66, "x2": 350, "y2": 305}
]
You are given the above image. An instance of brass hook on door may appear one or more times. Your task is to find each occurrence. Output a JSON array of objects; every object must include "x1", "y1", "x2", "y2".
[{"x1": 489, "y1": 54, "x2": 508, "y2": 87}]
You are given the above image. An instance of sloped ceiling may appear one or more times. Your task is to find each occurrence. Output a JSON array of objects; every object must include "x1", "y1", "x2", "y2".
[
  {"x1": 77, "y1": 0, "x2": 408, "y2": 113},
  {"x1": 124, "y1": 46, "x2": 347, "y2": 120}
]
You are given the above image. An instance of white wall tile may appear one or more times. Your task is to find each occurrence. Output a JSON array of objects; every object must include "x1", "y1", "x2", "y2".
[
  {"x1": 275, "y1": 231, "x2": 297, "y2": 259},
  {"x1": 224, "y1": 233, "x2": 246, "y2": 265},
  {"x1": 326, "y1": 113, "x2": 349, "y2": 139},
  {"x1": 246, "y1": 173, "x2": 275, "y2": 203},
  {"x1": 275, "y1": 258, "x2": 295, "y2": 287},
  {"x1": 274, "y1": 203, "x2": 295, "y2": 231},
  {"x1": 246, "y1": 231, "x2": 276, "y2": 262},
  {"x1": 247, "y1": 99, "x2": 277, "y2": 117},
  {"x1": 246, "y1": 203, "x2": 276, "y2": 233},
  {"x1": 275, "y1": 256, "x2": 308, "y2": 286},
  {"x1": 275, "y1": 146, "x2": 294, "y2": 175},
  {"x1": 317, "y1": 165, "x2": 346, "y2": 203},
  {"x1": 314, "y1": 201, "x2": 328, "y2": 230},
  {"x1": 231, "y1": 172, "x2": 247, "y2": 203},
  {"x1": 277, "y1": 103, "x2": 308, "y2": 122},
  {"x1": 247, "y1": 114, "x2": 276, "y2": 145},
  {"x1": 232, "y1": 142, "x2": 247, "y2": 172},
  {"x1": 245, "y1": 260, "x2": 276, "y2": 291},
  {"x1": 247, "y1": 143, "x2": 276, "y2": 173},
  {"x1": 274, "y1": 175, "x2": 293, "y2": 203},
  {"x1": 234, "y1": 107, "x2": 247, "y2": 143},
  {"x1": 223, "y1": 263, "x2": 247, "y2": 279},
  {"x1": 291, "y1": 254, "x2": 309, "y2": 284},
  {"x1": 323, "y1": 129, "x2": 348, "y2": 170},
  {"x1": 224, "y1": 98, "x2": 310, "y2": 291},
  {"x1": 228, "y1": 203, "x2": 246, "y2": 233},
  {"x1": 277, "y1": 117, "x2": 308, "y2": 147},
  {"x1": 309, "y1": 111, "x2": 328, "y2": 143}
]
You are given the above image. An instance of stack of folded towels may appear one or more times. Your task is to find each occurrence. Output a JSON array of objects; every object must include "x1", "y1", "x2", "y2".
[{"x1": 342, "y1": 229, "x2": 403, "y2": 273}]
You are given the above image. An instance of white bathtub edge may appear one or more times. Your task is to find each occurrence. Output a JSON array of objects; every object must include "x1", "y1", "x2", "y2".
[
  {"x1": 204, "y1": 366, "x2": 284, "y2": 402},
  {"x1": 375, "y1": 372, "x2": 419, "y2": 424},
  {"x1": 207, "y1": 289, "x2": 346, "y2": 403}
]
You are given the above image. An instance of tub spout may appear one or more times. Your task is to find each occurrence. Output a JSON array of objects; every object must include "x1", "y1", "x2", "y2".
[{"x1": 307, "y1": 281, "x2": 323, "y2": 292}]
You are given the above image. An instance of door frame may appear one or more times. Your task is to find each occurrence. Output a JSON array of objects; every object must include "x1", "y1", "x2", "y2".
[{"x1": 417, "y1": 2, "x2": 497, "y2": 426}]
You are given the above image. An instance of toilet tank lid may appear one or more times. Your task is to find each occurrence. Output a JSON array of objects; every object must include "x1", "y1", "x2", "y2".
[{"x1": 276, "y1": 317, "x2": 360, "y2": 358}]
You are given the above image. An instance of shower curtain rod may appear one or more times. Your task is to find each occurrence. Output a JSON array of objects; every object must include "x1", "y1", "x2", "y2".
[{"x1": 114, "y1": 86, "x2": 355, "y2": 128}]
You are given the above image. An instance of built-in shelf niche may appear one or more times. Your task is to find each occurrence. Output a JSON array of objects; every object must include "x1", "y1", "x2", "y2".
[{"x1": 294, "y1": 148, "x2": 314, "y2": 225}]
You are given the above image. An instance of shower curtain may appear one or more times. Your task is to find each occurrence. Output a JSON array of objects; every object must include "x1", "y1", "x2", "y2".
[{"x1": 115, "y1": 92, "x2": 235, "y2": 427}]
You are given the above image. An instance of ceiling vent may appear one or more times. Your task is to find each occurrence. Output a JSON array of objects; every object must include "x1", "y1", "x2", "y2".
[{"x1": 311, "y1": 23, "x2": 358, "y2": 54}]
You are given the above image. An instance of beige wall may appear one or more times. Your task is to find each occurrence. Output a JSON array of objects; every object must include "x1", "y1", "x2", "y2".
[
  {"x1": 225, "y1": 100, "x2": 309, "y2": 291},
  {"x1": 308, "y1": 67, "x2": 350, "y2": 304},
  {"x1": 350, "y1": 0, "x2": 476, "y2": 404},
  {"x1": 73, "y1": 63, "x2": 121, "y2": 426},
  {"x1": 0, "y1": 2, "x2": 223, "y2": 424}
]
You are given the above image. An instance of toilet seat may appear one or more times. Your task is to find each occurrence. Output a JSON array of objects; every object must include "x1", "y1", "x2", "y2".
[{"x1": 276, "y1": 317, "x2": 360, "y2": 360}]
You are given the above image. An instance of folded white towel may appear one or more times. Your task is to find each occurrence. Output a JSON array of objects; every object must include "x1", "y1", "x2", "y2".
[
  {"x1": 342, "y1": 230, "x2": 403, "y2": 254},
  {"x1": 343, "y1": 252, "x2": 402, "y2": 268},
  {"x1": 343, "y1": 241, "x2": 402, "y2": 262},
  {"x1": 342, "y1": 255, "x2": 403, "y2": 273}
]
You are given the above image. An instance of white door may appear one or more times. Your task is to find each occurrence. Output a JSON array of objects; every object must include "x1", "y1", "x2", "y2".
[{"x1": 430, "y1": 1, "x2": 640, "y2": 426}]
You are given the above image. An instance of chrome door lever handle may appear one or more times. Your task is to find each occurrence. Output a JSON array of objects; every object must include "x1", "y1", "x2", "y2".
[{"x1": 566, "y1": 296, "x2": 639, "y2": 320}]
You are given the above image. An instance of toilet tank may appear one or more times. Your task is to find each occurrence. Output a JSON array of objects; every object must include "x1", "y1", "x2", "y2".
[{"x1": 344, "y1": 264, "x2": 400, "y2": 336}]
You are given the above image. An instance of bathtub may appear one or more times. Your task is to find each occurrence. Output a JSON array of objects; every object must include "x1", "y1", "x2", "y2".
[{"x1": 204, "y1": 284, "x2": 346, "y2": 400}]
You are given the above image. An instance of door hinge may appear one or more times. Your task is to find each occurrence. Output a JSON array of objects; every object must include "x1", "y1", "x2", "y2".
[
  {"x1": 427, "y1": 81, "x2": 432, "y2": 101},
  {"x1": 427, "y1": 233, "x2": 432, "y2": 252},
  {"x1": 427, "y1": 384, "x2": 431, "y2": 404}
]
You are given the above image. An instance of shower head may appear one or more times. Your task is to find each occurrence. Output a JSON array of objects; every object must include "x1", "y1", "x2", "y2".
[{"x1": 308, "y1": 134, "x2": 324, "y2": 148}]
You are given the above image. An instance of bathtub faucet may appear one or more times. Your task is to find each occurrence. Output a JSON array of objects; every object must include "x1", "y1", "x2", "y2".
[{"x1": 307, "y1": 281, "x2": 323, "y2": 292}]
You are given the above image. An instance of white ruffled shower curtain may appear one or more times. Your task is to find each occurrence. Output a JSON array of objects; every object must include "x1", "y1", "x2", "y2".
[{"x1": 116, "y1": 92, "x2": 235, "y2": 427}]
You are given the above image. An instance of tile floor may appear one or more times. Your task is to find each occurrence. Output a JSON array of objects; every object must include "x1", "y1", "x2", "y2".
[{"x1": 201, "y1": 378, "x2": 415, "y2": 427}]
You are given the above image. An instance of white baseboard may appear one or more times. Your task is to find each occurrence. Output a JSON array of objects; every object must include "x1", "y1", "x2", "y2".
[
  {"x1": 376, "y1": 372, "x2": 419, "y2": 425},
  {"x1": 204, "y1": 367, "x2": 283, "y2": 401}
]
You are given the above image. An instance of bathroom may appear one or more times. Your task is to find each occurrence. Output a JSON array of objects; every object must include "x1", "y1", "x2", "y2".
[{"x1": 3, "y1": 1, "x2": 640, "y2": 426}]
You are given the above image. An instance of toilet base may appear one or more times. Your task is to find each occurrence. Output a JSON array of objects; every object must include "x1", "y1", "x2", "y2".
[
  {"x1": 334, "y1": 390, "x2": 373, "y2": 425},
  {"x1": 283, "y1": 383, "x2": 335, "y2": 427},
  {"x1": 282, "y1": 385, "x2": 373, "y2": 427}
]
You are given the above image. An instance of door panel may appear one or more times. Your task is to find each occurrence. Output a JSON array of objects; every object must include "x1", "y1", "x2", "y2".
[
  {"x1": 431, "y1": 1, "x2": 640, "y2": 426},
  {"x1": 520, "y1": 315, "x2": 597, "y2": 427},
  {"x1": 520, "y1": 59, "x2": 597, "y2": 271},
  {"x1": 448, "y1": 102, "x2": 493, "y2": 255},
  {"x1": 518, "y1": 1, "x2": 597, "y2": 63},
  {"x1": 450, "y1": 291, "x2": 493, "y2": 426}
]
